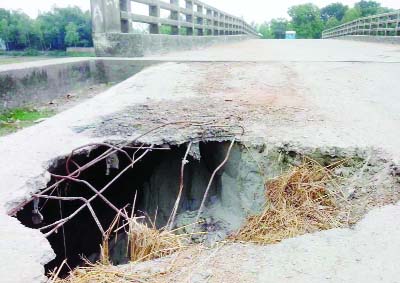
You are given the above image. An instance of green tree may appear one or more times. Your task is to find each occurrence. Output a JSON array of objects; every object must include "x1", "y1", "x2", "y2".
[
  {"x1": 355, "y1": 1, "x2": 380, "y2": 17},
  {"x1": 288, "y1": 4, "x2": 324, "y2": 39},
  {"x1": 64, "y1": 22, "x2": 79, "y2": 47},
  {"x1": 270, "y1": 18, "x2": 289, "y2": 39},
  {"x1": 321, "y1": 3, "x2": 348, "y2": 22},
  {"x1": 325, "y1": 17, "x2": 341, "y2": 29},
  {"x1": 342, "y1": 7, "x2": 362, "y2": 23},
  {"x1": 37, "y1": 6, "x2": 92, "y2": 49},
  {"x1": 257, "y1": 22, "x2": 273, "y2": 39},
  {"x1": 0, "y1": 19, "x2": 10, "y2": 50},
  {"x1": 15, "y1": 13, "x2": 32, "y2": 47}
]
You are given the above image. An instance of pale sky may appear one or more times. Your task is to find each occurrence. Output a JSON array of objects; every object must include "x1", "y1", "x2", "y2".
[{"x1": 0, "y1": 0, "x2": 399, "y2": 23}]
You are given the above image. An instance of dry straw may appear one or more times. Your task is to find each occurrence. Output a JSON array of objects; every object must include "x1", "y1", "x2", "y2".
[
  {"x1": 127, "y1": 217, "x2": 186, "y2": 262},
  {"x1": 232, "y1": 157, "x2": 347, "y2": 244},
  {"x1": 51, "y1": 213, "x2": 187, "y2": 282},
  {"x1": 49, "y1": 260, "x2": 152, "y2": 283}
]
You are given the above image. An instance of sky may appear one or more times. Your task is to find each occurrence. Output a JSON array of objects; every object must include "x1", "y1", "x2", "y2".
[{"x1": 0, "y1": 0, "x2": 399, "y2": 23}]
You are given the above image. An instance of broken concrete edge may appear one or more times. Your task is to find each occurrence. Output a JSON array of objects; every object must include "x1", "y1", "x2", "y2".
[
  {"x1": 93, "y1": 33, "x2": 257, "y2": 57},
  {"x1": 4, "y1": 135, "x2": 394, "y2": 221},
  {"x1": 0, "y1": 58, "x2": 161, "y2": 112},
  {"x1": 333, "y1": 35, "x2": 400, "y2": 45}
]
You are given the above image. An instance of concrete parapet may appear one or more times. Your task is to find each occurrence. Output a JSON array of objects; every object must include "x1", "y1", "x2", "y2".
[
  {"x1": 336, "y1": 35, "x2": 400, "y2": 44},
  {"x1": 93, "y1": 33, "x2": 255, "y2": 57}
]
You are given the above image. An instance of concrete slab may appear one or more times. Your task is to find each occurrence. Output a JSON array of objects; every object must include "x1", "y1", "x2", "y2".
[{"x1": 1, "y1": 39, "x2": 400, "y2": 282}]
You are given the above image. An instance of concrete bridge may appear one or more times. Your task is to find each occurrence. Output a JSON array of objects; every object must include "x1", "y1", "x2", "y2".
[
  {"x1": 90, "y1": 0, "x2": 259, "y2": 56},
  {"x1": 1, "y1": 4, "x2": 400, "y2": 283}
]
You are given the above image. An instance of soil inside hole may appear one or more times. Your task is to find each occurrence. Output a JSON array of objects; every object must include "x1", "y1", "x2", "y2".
[{"x1": 17, "y1": 141, "x2": 257, "y2": 276}]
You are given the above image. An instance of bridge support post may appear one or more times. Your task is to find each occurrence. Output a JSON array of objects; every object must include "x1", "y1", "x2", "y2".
[
  {"x1": 90, "y1": 0, "x2": 122, "y2": 33},
  {"x1": 170, "y1": 0, "x2": 180, "y2": 35},
  {"x1": 196, "y1": 4, "x2": 204, "y2": 36},
  {"x1": 206, "y1": 8, "x2": 212, "y2": 35},
  {"x1": 185, "y1": 0, "x2": 194, "y2": 35},
  {"x1": 213, "y1": 11, "x2": 219, "y2": 36},
  {"x1": 120, "y1": 0, "x2": 131, "y2": 33},
  {"x1": 149, "y1": 4, "x2": 160, "y2": 34}
]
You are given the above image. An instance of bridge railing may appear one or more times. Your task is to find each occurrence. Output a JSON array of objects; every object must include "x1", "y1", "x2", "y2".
[
  {"x1": 322, "y1": 10, "x2": 400, "y2": 39},
  {"x1": 91, "y1": 0, "x2": 258, "y2": 37}
]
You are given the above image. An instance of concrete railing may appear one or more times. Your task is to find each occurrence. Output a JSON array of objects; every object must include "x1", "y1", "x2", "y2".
[
  {"x1": 322, "y1": 10, "x2": 400, "y2": 39},
  {"x1": 91, "y1": 0, "x2": 258, "y2": 36}
]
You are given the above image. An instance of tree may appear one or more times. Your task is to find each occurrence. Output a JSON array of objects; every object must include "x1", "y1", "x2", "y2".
[
  {"x1": 64, "y1": 22, "x2": 79, "y2": 47},
  {"x1": 321, "y1": 3, "x2": 348, "y2": 22},
  {"x1": 0, "y1": 19, "x2": 9, "y2": 50},
  {"x1": 257, "y1": 22, "x2": 273, "y2": 39},
  {"x1": 288, "y1": 4, "x2": 324, "y2": 39},
  {"x1": 355, "y1": 1, "x2": 381, "y2": 17},
  {"x1": 270, "y1": 18, "x2": 289, "y2": 39},
  {"x1": 325, "y1": 17, "x2": 340, "y2": 29},
  {"x1": 37, "y1": 6, "x2": 92, "y2": 49},
  {"x1": 342, "y1": 7, "x2": 362, "y2": 23}
]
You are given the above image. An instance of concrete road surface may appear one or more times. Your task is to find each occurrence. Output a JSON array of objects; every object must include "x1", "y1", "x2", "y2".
[{"x1": 0, "y1": 39, "x2": 399, "y2": 282}]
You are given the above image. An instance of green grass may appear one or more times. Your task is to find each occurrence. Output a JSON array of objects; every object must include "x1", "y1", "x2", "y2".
[
  {"x1": 0, "y1": 108, "x2": 54, "y2": 136},
  {"x1": 0, "y1": 49, "x2": 95, "y2": 65},
  {"x1": 0, "y1": 56, "x2": 53, "y2": 65}
]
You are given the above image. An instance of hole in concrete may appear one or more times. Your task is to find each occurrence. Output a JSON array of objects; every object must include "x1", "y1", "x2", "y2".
[
  {"x1": 15, "y1": 141, "x2": 400, "y2": 279},
  {"x1": 17, "y1": 141, "x2": 257, "y2": 276}
]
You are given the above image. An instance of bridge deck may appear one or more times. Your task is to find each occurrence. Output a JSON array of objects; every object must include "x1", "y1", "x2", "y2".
[
  {"x1": 147, "y1": 38, "x2": 400, "y2": 62},
  {"x1": 0, "y1": 39, "x2": 400, "y2": 281}
]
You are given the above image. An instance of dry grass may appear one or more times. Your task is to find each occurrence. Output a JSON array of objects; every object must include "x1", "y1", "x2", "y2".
[
  {"x1": 49, "y1": 261, "x2": 156, "y2": 283},
  {"x1": 127, "y1": 217, "x2": 186, "y2": 262},
  {"x1": 50, "y1": 213, "x2": 187, "y2": 283},
  {"x1": 232, "y1": 157, "x2": 347, "y2": 244}
]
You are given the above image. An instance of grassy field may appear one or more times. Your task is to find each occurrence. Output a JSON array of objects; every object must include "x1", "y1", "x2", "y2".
[
  {"x1": 0, "y1": 108, "x2": 54, "y2": 136},
  {"x1": 0, "y1": 50, "x2": 95, "y2": 65},
  {"x1": 0, "y1": 56, "x2": 54, "y2": 65}
]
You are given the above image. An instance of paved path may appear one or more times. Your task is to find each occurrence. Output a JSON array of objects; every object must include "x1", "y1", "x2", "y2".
[{"x1": 0, "y1": 39, "x2": 399, "y2": 282}]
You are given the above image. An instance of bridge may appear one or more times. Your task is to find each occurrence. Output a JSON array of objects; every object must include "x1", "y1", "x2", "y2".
[
  {"x1": 91, "y1": 0, "x2": 259, "y2": 56},
  {"x1": 0, "y1": 2, "x2": 400, "y2": 282}
]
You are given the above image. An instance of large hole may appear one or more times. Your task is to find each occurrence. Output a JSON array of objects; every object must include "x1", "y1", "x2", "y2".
[
  {"x1": 16, "y1": 141, "x2": 243, "y2": 276},
  {"x1": 17, "y1": 139, "x2": 400, "y2": 279}
]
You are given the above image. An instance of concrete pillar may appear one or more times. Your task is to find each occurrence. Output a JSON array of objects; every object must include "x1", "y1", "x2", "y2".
[
  {"x1": 213, "y1": 11, "x2": 219, "y2": 36},
  {"x1": 120, "y1": 0, "x2": 131, "y2": 33},
  {"x1": 185, "y1": 0, "x2": 194, "y2": 35},
  {"x1": 170, "y1": 0, "x2": 180, "y2": 35},
  {"x1": 90, "y1": 0, "x2": 121, "y2": 33},
  {"x1": 149, "y1": 4, "x2": 160, "y2": 34},
  {"x1": 197, "y1": 5, "x2": 204, "y2": 36},
  {"x1": 206, "y1": 9, "x2": 212, "y2": 35}
]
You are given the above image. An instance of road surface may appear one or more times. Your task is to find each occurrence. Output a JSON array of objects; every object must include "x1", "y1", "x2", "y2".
[{"x1": 0, "y1": 39, "x2": 399, "y2": 282}]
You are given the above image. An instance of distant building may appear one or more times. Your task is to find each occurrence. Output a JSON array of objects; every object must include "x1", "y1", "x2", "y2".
[{"x1": 285, "y1": 31, "x2": 296, "y2": 40}]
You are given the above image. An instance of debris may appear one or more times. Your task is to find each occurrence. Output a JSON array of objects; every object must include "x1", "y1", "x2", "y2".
[
  {"x1": 106, "y1": 153, "x2": 120, "y2": 176},
  {"x1": 232, "y1": 158, "x2": 346, "y2": 244},
  {"x1": 34, "y1": 118, "x2": 48, "y2": 124},
  {"x1": 31, "y1": 198, "x2": 44, "y2": 225},
  {"x1": 189, "y1": 142, "x2": 201, "y2": 161}
]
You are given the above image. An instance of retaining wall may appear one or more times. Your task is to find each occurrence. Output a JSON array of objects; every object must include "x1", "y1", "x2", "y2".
[{"x1": 0, "y1": 59, "x2": 156, "y2": 111}]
